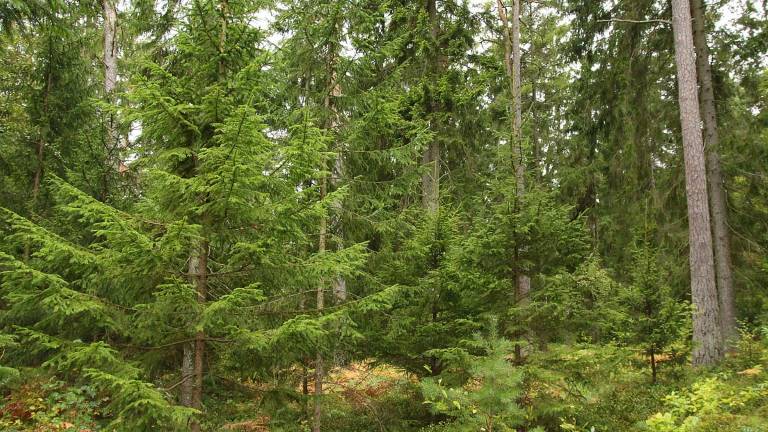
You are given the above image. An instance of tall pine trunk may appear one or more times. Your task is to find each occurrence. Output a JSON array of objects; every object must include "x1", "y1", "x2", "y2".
[
  {"x1": 102, "y1": 0, "x2": 117, "y2": 96},
  {"x1": 690, "y1": 0, "x2": 736, "y2": 344},
  {"x1": 510, "y1": 0, "x2": 530, "y2": 303},
  {"x1": 101, "y1": 0, "x2": 118, "y2": 200},
  {"x1": 670, "y1": 0, "x2": 723, "y2": 366},
  {"x1": 497, "y1": 0, "x2": 530, "y2": 360}
]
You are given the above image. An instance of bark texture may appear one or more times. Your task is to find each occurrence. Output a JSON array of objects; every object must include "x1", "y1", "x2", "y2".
[
  {"x1": 180, "y1": 247, "x2": 197, "y2": 407},
  {"x1": 102, "y1": 0, "x2": 117, "y2": 95},
  {"x1": 102, "y1": 0, "x2": 120, "y2": 190},
  {"x1": 670, "y1": 0, "x2": 723, "y2": 366},
  {"x1": 180, "y1": 342, "x2": 194, "y2": 407},
  {"x1": 690, "y1": 0, "x2": 736, "y2": 344}
]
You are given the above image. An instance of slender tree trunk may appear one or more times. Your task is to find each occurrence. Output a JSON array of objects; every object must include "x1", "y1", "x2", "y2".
[
  {"x1": 32, "y1": 38, "x2": 53, "y2": 205},
  {"x1": 331, "y1": 170, "x2": 347, "y2": 303},
  {"x1": 180, "y1": 341, "x2": 194, "y2": 407},
  {"x1": 531, "y1": 83, "x2": 541, "y2": 183},
  {"x1": 298, "y1": 292, "x2": 309, "y2": 415},
  {"x1": 690, "y1": 0, "x2": 736, "y2": 344},
  {"x1": 103, "y1": 0, "x2": 117, "y2": 96},
  {"x1": 314, "y1": 175, "x2": 326, "y2": 432},
  {"x1": 670, "y1": 0, "x2": 723, "y2": 366},
  {"x1": 422, "y1": 0, "x2": 440, "y2": 213},
  {"x1": 32, "y1": 136, "x2": 45, "y2": 203},
  {"x1": 498, "y1": 1, "x2": 530, "y2": 362},
  {"x1": 101, "y1": 0, "x2": 119, "y2": 200},
  {"x1": 329, "y1": 72, "x2": 346, "y2": 304},
  {"x1": 182, "y1": 241, "x2": 208, "y2": 432},
  {"x1": 511, "y1": 0, "x2": 524, "y2": 193},
  {"x1": 180, "y1": 245, "x2": 199, "y2": 408},
  {"x1": 192, "y1": 242, "x2": 208, "y2": 410},
  {"x1": 510, "y1": 0, "x2": 530, "y2": 303},
  {"x1": 313, "y1": 32, "x2": 343, "y2": 429},
  {"x1": 181, "y1": 5, "x2": 225, "y2": 429}
]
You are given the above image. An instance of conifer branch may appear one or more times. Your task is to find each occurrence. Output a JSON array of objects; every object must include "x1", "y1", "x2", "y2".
[{"x1": 597, "y1": 18, "x2": 671, "y2": 25}]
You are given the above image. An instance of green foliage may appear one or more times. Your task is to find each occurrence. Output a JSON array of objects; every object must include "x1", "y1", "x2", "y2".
[
  {"x1": 645, "y1": 332, "x2": 768, "y2": 432},
  {"x1": 645, "y1": 374, "x2": 768, "y2": 432},
  {"x1": 421, "y1": 322, "x2": 525, "y2": 431},
  {"x1": 86, "y1": 369, "x2": 197, "y2": 431},
  {"x1": 0, "y1": 377, "x2": 104, "y2": 431},
  {"x1": 0, "y1": 0, "x2": 766, "y2": 430},
  {"x1": 524, "y1": 258, "x2": 627, "y2": 344}
]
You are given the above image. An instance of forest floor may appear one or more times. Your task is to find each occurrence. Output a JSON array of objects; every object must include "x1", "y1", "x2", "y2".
[{"x1": 2, "y1": 343, "x2": 768, "y2": 432}]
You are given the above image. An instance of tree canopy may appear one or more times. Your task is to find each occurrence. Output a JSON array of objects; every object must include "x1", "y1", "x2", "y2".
[{"x1": 1, "y1": 0, "x2": 767, "y2": 431}]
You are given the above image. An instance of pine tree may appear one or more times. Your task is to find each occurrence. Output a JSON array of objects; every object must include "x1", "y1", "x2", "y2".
[
  {"x1": 670, "y1": 0, "x2": 723, "y2": 366},
  {"x1": 101, "y1": 0, "x2": 121, "y2": 201},
  {"x1": 690, "y1": 0, "x2": 736, "y2": 344}
]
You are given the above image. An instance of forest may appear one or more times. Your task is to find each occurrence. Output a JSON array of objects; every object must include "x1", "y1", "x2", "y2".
[{"x1": 0, "y1": 0, "x2": 767, "y2": 430}]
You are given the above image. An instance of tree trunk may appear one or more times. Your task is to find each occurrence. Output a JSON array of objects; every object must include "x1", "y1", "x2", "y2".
[
  {"x1": 332, "y1": 273, "x2": 347, "y2": 302},
  {"x1": 102, "y1": 0, "x2": 119, "y2": 199},
  {"x1": 181, "y1": 3, "x2": 226, "y2": 427},
  {"x1": 422, "y1": 0, "x2": 440, "y2": 214},
  {"x1": 32, "y1": 37, "x2": 53, "y2": 205},
  {"x1": 180, "y1": 248, "x2": 197, "y2": 409},
  {"x1": 329, "y1": 72, "x2": 346, "y2": 304},
  {"x1": 180, "y1": 342, "x2": 194, "y2": 407},
  {"x1": 331, "y1": 160, "x2": 347, "y2": 303},
  {"x1": 670, "y1": 0, "x2": 723, "y2": 366},
  {"x1": 183, "y1": 241, "x2": 208, "y2": 432},
  {"x1": 32, "y1": 136, "x2": 45, "y2": 203},
  {"x1": 314, "y1": 174, "x2": 326, "y2": 432},
  {"x1": 192, "y1": 244, "x2": 208, "y2": 413},
  {"x1": 510, "y1": 0, "x2": 530, "y2": 303},
  {"x1": 102, "y1": 0, "x2": 117, "y2": 96},
  {"x1": 690, "y1": 0, "x2": 736, "y2": 345},
  {"x1": 312, "y1": 20, "x2": 345, "y2": 427},
  {"x1": 299, "y1": 293, "x2": 309, "y2": 416},
  {"x1": 498, "y1": 0, "x2": 531, "y2": 342}
]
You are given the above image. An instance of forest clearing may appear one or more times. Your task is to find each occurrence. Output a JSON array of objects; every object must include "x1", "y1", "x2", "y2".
[{"x1": 1, "y1": 0, "x2": 767, "y2": 431}]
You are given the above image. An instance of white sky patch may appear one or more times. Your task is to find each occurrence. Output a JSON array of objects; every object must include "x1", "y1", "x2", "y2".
[{"x1": 469, "y1": 0, "x2": 492, "y2": 13}]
